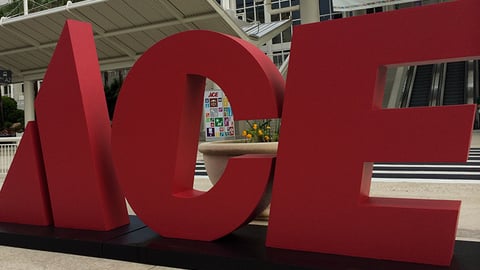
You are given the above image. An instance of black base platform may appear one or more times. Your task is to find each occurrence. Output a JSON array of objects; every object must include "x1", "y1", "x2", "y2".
[{"x1": 0, "y1": 216, "x2": 478, "y2": 270}]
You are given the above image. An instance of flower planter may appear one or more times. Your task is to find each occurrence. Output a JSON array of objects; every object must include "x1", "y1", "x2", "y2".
[{"x1": 198, "y1": 140, "x2": 278, "y2": 220}]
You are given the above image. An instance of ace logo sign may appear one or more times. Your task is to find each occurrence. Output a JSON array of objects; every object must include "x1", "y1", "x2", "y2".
[{"x1": 0, "y1": 0, "x2": 479, "y2": 266}]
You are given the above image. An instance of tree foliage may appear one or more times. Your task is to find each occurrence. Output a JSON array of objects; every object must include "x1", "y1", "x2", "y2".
[
  {"x1": 104, "y1": 78, "x2": 122, "y2": 120},
  {"x1": 0, "y1": 0, "x2": 85, "y2": 17},
  {"x1": 0, "y1": 96, "x2": 24, "y2": 132}
]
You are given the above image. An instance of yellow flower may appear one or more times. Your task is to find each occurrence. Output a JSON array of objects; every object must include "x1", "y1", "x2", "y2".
[
  {"x1": 243, "y1": 119, "x2": 279, "y2": 143},
  {"x1": 242, "y1": 130, "x2": 247, "y2": 137},
  {"x1": 246, "y1": 134, "x2": 252, "y2": 139}
]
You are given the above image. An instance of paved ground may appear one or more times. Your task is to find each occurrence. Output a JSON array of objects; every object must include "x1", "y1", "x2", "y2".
[
  {"x1": 370, "y1": 182, "x2": 480, "y2": 240},
  {"x1": 0, "y1": 132, "x2": 478, "y2": 269}
]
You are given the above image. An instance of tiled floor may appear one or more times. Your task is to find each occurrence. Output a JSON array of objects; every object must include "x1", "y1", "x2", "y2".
[{"x1": 0, "y1": 133, "x2": 479, "y2": 269}]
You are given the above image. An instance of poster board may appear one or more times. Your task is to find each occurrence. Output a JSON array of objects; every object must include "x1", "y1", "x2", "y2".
[{"x1": 204, "y1": 89, "x2": 235, "y2": 141}]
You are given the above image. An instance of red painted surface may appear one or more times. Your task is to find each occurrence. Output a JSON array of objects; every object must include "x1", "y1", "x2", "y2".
[
  {"x1": 34, "y1": 20, "x2": 129, "y2": 230},
  {"x1": 0, "y1": 122, "x2": 52, "y2": 225},
  {"x1": 111, "y1": 30, "x2": 284, "y2": 240},
  {"x1": 0, "y1": 0, "x2": 478, "y2": 265},
  {"x1": 266, "y1": 0, "x2": 478, "y2": 266}
]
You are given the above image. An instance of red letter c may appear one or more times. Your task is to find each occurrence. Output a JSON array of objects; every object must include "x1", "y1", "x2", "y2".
[{"x1": 112, "y1": 30, "x2": 284, "y2": 240}]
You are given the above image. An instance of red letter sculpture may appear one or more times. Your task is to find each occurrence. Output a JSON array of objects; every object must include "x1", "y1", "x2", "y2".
[
  {"x1": 267, "y1": 0, "x2": 479, "y2": 266},
  {"x1": 112, "y1": 30, "x2": 284, "y2": 240},
  {"x1": 34, "y1": 20, "x2": 129, "y2": 230},
  {"x1": 0, "y1": 122, "x2": 52, "y2": 226},
  {"x1": 1, "y1": 1, "x2": 478, "y2": 265}
]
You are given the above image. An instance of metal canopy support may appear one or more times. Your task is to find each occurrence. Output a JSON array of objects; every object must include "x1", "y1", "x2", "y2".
[
  {"x1": 65, "y1": 8, "x2": 138, "y2": 60},
  {"x1": 156, "y1": 0, "x2": 195, "y2": 30},
  {"x1": 205, "y1": 0, "x2": 252, "y2": 42}
]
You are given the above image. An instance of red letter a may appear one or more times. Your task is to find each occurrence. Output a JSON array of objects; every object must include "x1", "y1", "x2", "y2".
[
  {"x1": 0, "y1": 122, "x2": 52, "y2": 226},
  {"x1": 33, "y1": 20, "x2": 128, "y2": 230}
]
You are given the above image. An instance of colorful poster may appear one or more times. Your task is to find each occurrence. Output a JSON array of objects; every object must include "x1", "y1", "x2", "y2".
[{"x1": 204, "y1": 90, "x2": 235, "y2": 140}]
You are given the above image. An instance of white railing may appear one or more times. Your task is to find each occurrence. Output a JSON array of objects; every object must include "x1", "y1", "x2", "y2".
[{"x1": 0, "y1": 136, "x2": 20, "y2": 179}]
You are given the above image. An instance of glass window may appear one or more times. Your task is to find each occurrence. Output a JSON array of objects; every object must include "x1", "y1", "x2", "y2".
[
  {"x1": 257, "y1": 5, "x2": 265, "y2": 23},
  {"x1": 272, "y1": 33, "x2": 282, "y2": 44},
  {"x1": 271, "y1": 51, "x2": 290, "y2": 68},
  {"x1": 320, "y1": 15, "x2": 330, "y2": 21},
  {"x1": 281, "y1": 28, "x2": 292, "y2": 43},
  {"x1": 317, "y1": 0, "x2": 342, "y2": 22},
  {"x1": 280, "y1": 12, "x2": 290, "y2": 20},
  {"x1": 246, "y1": 7, "x2": 255, "y2": 22},
  {"x1": 280, "y1": 0, "x2": 290, "y2": 8},
  {"x1": 292, "y1": 10, "x2": 300, "y2": 20},
  {"x1": 320, "y1": 0, "x2": 331, "y2": 15}
]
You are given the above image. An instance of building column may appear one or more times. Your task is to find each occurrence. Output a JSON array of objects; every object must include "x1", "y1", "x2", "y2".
[
  {"x1": 300, "y1": 1, "x2": 320, "y2": 24},
  {"x1": 221, "y1": 0, "x2": 236, "y2": 11},
  {"x1": 24, "y1": 80, "x2": 35, "y2": 124}
]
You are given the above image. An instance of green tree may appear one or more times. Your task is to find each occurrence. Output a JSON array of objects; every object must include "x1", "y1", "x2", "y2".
[
  {"x1": 104, "y1": 78, "x2": 122, "y2": 120},
  {"x1": 0, "y1": 96, "x2": 24, "y2": 130},
  {"x1": 0, "y1": 1, "x2": 22, "y2": 17}
]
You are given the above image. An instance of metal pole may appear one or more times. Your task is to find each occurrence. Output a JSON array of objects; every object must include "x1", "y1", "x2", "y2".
[
  {"x1": 24, "y1": 80, "x2": 35, "y2": 123},
  {"x1": 23, "y1": 0, "x2": 28, "y2": 15}
]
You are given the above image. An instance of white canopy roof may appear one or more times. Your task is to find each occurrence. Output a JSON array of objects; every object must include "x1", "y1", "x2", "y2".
[{"x1": 0, "y1": 0, "x2": 290, "y2": 82}]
